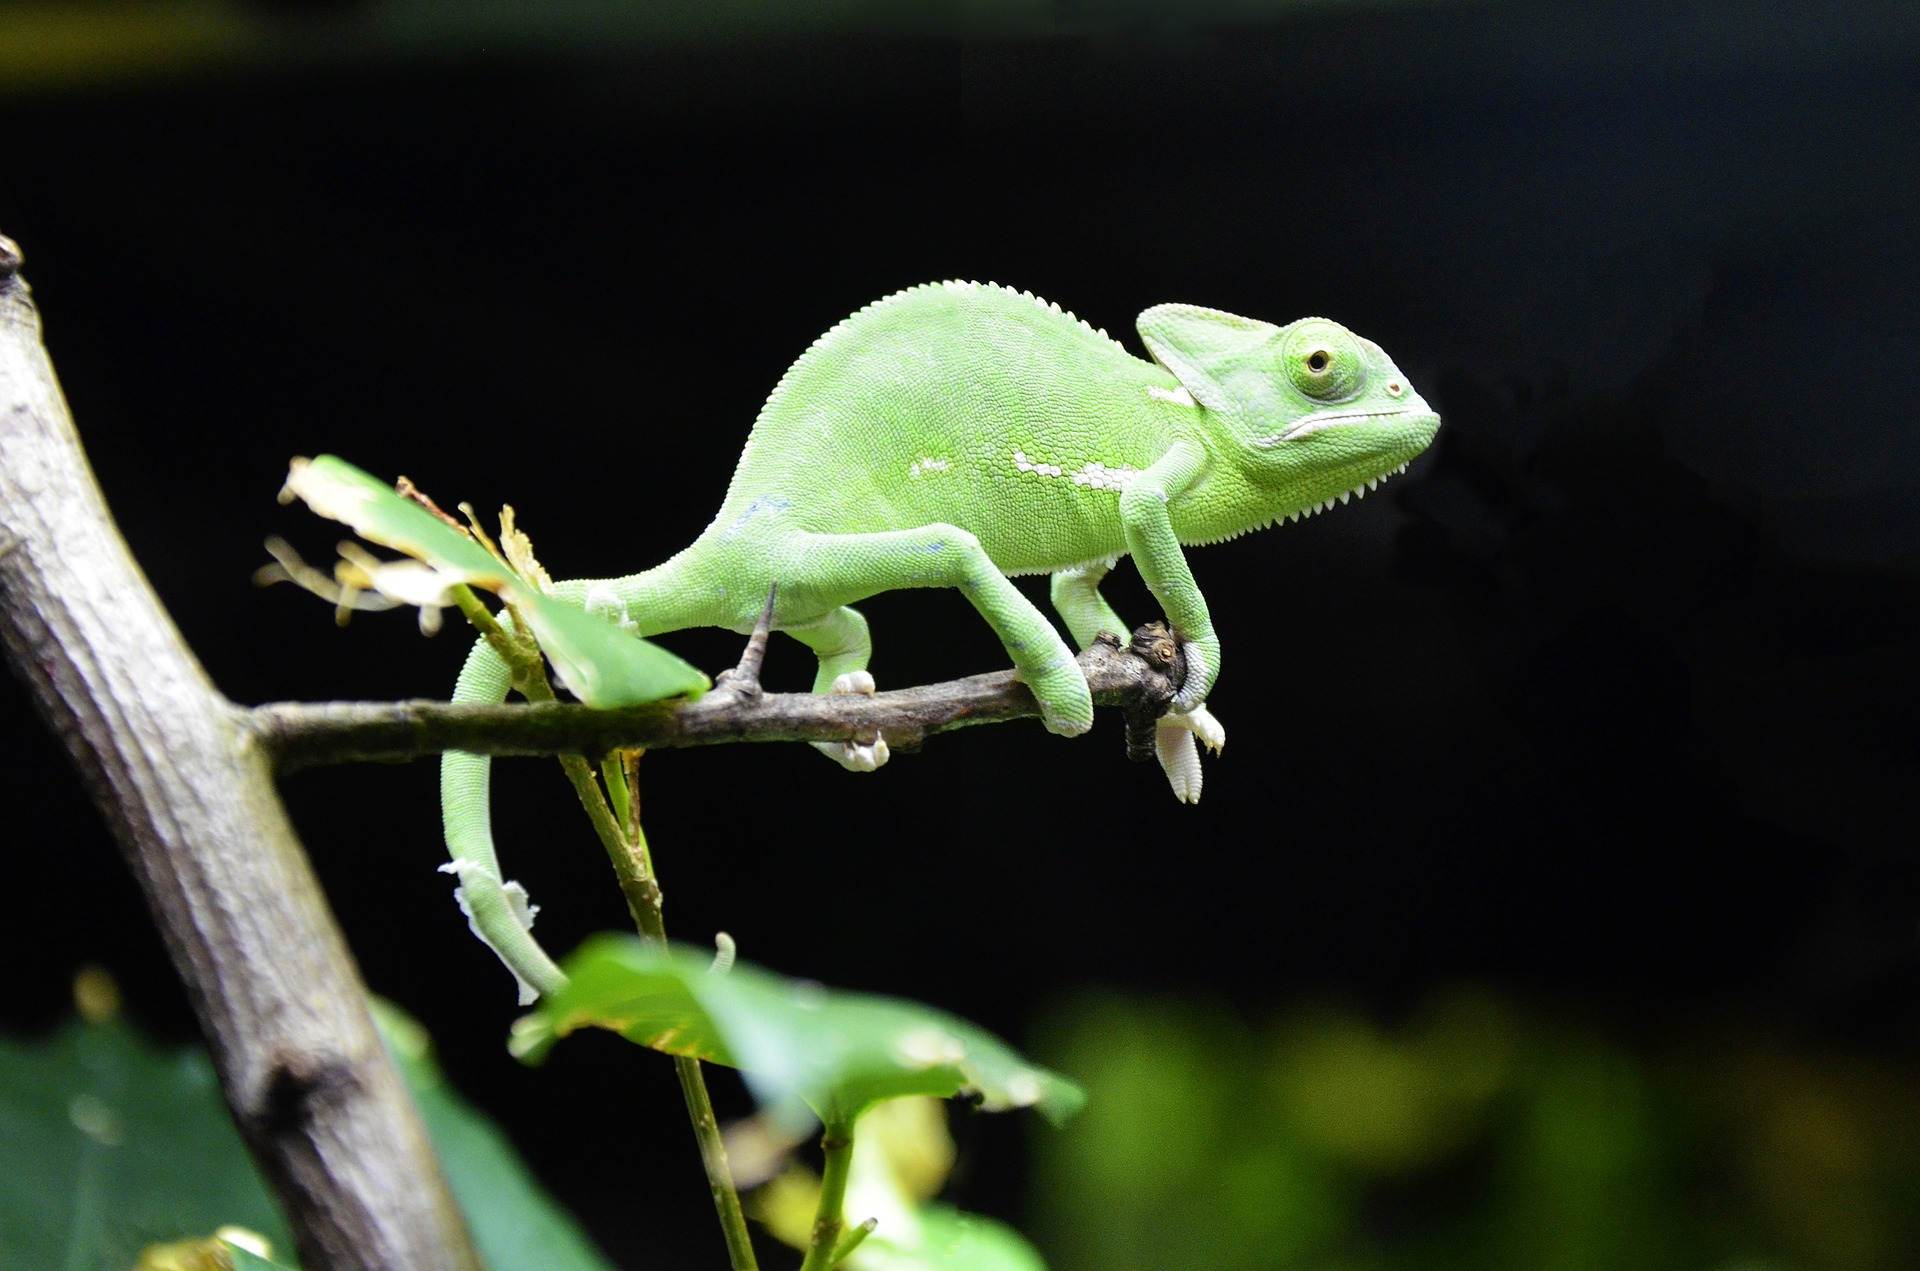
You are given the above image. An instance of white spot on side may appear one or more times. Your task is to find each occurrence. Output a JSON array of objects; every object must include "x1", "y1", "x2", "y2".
[
  {"x1": 1147, "y1": 384, "x2": 1197, "y2": 407},
  {"x1": 1014, "y1": 450, "x2": 1139, "y2": 492},
  {"x1": 908, "y1": 457, "x2": 950, "y2": 478}
]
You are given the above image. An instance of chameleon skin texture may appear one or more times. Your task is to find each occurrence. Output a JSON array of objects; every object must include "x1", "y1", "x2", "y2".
[{"x1": 441, "y1": 281, "x2": 1440, "y2": 992}]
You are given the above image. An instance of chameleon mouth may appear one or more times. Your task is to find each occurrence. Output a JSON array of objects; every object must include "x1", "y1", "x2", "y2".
[{"x1": 1254, "y1": 406, "x2": 1416, "y2": 448}]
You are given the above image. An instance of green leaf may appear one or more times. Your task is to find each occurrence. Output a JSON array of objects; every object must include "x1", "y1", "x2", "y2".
[
  {"x1": 515, "y1": 936, "x2": 1085, "y2": 1129},
  {"x1": 510, "y1": 583, "x2": 710, "y2": 709},
  {"x1": 753, "y1": 1099, "x2": 1050, "y2": 1271},
  {"x1": 861, "y1": 1205, "x2": 1049, "y2": 1271},
  {"x1": 0, "y1": 1018, "x2": 293, "y2": 1271},
  {"x1": 372, "y1": 1000, "x2": 615, "y2": 1271},
  {"x1": 282, "y1": 455, "x2": 709, "y2": 707},
  {"x1": 0, "y1": 1009, "x2": 616, "y2": 1271}
]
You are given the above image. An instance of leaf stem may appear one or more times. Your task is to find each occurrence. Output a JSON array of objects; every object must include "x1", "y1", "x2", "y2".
[
  {"x1": 595, "y1": 750, "x2": 758, "y2": 1269},
  {"x1": 475, "y1": 591, "x2": 759, "y2": 1268},
  {"x1": 799, "y1": 1119, "x2": 857, "y2": 1271},
  {"x1": 675, "y1": 1053, "x2": 759, "y2": 1271},
  {"x1": 828, "y1": 1217, "x2": 877, "y2": 1267}
]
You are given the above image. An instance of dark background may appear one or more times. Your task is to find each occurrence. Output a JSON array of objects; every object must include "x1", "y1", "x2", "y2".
[{"x1": 3, "y1": 1, "x2": 1917, "y2": 1265}]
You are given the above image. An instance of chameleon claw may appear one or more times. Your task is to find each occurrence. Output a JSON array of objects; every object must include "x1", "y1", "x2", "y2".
[
  {"x1": 1172, "y1": 704, "x2": 1224, "y2": 753},
  {"x1": 817, "y1": 734, "x2": 890, "y2": 772},
  {"x1": 831, "y1": 669, "x2": 877, "y2": 696},
  {"x1": 847, "y1": 736, "x2": 890, "y2": 770},
  {"x1": 1154, "y1": 706, "x2": 1223, "y2": 803},
  {"x1": 811, "y1": 669, "x2": 887, "y2": 769},
  {"x1": 1154, "y1": 721, "x2": 1204, "y2": 803}
]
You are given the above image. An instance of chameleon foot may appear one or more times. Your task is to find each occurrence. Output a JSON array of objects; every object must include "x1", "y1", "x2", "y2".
[
  {"x1": 823, "y1": 736, "x2": 890, "y2": 772},
  {"x1": 814, "y1": 670, "x2": 890, "y2": 771},
  {"x1": 1154, "y1": 705, "x2": 1224, "y2": 804},
  {"x1": 1025, "y1": 659, "x2": 1096, "y2": 738},
  {"x1": 831, "y1": 670, "x2": 876, "y2": 696},
  {"x1": 1171, "y1": 642, "x2": 1211, "y2": 714}
]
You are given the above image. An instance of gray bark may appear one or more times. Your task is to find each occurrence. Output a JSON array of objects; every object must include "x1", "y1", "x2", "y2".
[{"x1": 0, "y1": 238, "x2": 481, "y2": 1271}]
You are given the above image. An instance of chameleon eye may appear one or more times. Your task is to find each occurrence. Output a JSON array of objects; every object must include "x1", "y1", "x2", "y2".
[{"x1": 1282, "y1": 320, "x2": 1364, "y2": 402}]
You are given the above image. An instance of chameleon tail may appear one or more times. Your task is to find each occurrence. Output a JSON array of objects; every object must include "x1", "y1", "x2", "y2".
[
  {"x1": 440, "y1": 635, "x2": 568, "y2": 1002},
  {"x1": 548, "y1": 545, "x2": 728, "y2": 638}
]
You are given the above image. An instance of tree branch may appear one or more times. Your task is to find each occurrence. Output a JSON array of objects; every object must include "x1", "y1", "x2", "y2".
[
  {"x1": 0, "y1": 240, "x2": 481, "y2": 1271},
  {"x1": 248, "y1": 627, "x2": 1183, "y2": 772}
]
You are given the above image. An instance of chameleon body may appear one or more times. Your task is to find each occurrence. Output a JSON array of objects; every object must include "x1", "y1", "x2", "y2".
[{"x1": 441, "y1": 281, "x2": 1441, "y2": 998}]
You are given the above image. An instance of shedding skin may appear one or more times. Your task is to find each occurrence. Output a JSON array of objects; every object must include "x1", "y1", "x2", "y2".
[{"x1": 440, "y1": 282, "x2": 1440, "y2": 995}]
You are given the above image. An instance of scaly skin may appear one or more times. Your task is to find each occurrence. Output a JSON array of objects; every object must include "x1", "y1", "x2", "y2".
[{"x1": 442, "y1": 281, "x2": 1440, "y2": 996}]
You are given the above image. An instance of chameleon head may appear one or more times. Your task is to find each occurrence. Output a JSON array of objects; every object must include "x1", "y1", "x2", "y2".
[{"x1": 1137, "y1": 304, "x2": 1441, "y2": 518}]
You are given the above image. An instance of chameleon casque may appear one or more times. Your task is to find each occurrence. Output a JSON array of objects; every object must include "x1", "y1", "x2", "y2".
[{"x1": 440, "y1": 280, "x2": 1440, "y2": 998}]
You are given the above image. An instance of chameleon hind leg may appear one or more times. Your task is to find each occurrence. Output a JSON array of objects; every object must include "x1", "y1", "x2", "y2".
[
  {"x1": 785, "y1": 524, "x2": 1095, "y2": 738},
  {"x1": 1050, "y1": 558, "x2": 1224, "y2": 804},
  {"x1": 1050, "y1": 557, "x2": 1128, "y2": 649},
  {"x1": 785, "y1": 605, "x2": 889, "y2": 772}
]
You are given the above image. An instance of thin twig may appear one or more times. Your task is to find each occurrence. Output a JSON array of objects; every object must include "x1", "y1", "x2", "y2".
[
  {"x1": 714, "y1": 582, "x2": 778, "y2": 698},
  {"x1": 605, "y1": 754, "x2": 760, "y2": 1269},
  {"x1": 252, "y1": 630, "x2": 1167, "y2": 771},
  {"x1": 674, "y1": 1053, "x2": 760, "y2": 1271}
]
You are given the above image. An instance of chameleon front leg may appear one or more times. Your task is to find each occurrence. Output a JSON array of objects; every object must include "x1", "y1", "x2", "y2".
[
  {"x1": 440, "y1": 636, "x2": 568, "y2": 1002},
  {"x1": 785, "y1": 605, "x2": 890, "y2": 772},
  {"x1": 1050, "y1": 556, "x2": 1224, "y2": 804},
  {"x1": 787, "y1": 525, "x2": 1094, "y2": 737},
  {"x1": 1120, "y1": 437, "x2": 1220, "y2": 712}
]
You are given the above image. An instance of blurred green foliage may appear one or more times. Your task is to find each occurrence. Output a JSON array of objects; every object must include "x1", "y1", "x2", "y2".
[
  {"x1": 754, "y1": 1098, "x2": 1047, "y2": 1270},
  {"x1": 1033, "y1": 989, "x2": 1920, "y2": 1271},
  {"x1": 0, "y1": 992, "x2": 614, "y2": 1271},
  {"x1": 0, "y1": 1008, "x2": 293, "y2": 1270}
]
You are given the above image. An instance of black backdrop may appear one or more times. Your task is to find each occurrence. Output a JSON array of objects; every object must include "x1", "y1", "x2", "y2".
[{"x1": 3, "y1": 3, "x2": 1917, "y2": 1264}]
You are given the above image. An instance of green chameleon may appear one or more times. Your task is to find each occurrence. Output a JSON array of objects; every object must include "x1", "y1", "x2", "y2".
[{"x1": 440, "y1": 281, "x2": 1440, "y2": 998}]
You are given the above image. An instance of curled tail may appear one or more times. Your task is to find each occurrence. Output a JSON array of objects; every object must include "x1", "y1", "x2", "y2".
[
  {"x1": 439, "y1": 549, "x2": 719, "y2": 1000},
  {"x1": 441, "y1": 635, "x2": 568, "y2": 1002}
]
